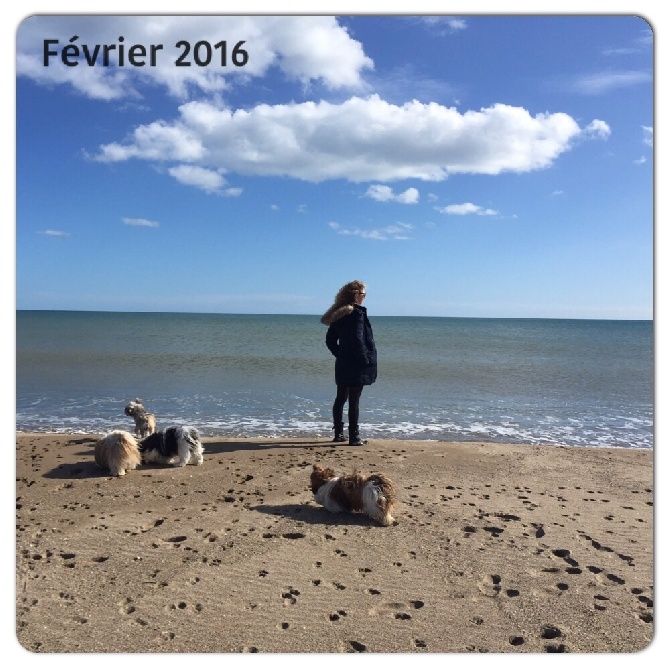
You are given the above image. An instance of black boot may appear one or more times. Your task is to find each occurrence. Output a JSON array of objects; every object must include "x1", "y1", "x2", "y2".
[
  {"x1": 332, "y1": 422, "x2": 346, "y2": 442},
  {"x1": 348, "y1": 425, "x2": 366, "y2": 446}
]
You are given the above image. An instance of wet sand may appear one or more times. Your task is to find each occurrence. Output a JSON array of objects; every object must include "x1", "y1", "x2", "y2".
[{"x1": 15, "y1": 432, "x2": 653, "y2": 654}]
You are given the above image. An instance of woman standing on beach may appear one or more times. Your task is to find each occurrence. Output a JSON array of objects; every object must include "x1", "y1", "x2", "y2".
[{"x1": 320, "y1": 280, "x2": 377, "y2": 446}]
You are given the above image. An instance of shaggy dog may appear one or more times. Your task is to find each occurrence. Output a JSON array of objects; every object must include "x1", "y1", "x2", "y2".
[
  {"x1": 310, "y1": 464, "x2": 397, "y2": 526},
  {"x1": 124, "y1": 398, "x2": 156, "y2": 438},
  {"x1": 94, "y1": 430, "x2": 142, "y2": 477},
  {"x1": 139, "y1": 426, "x2": 204, "y2": 467}
]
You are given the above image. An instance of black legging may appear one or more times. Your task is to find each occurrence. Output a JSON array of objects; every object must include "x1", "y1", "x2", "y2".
[{"x1": 333, "y1": 385, "x2": 363, "y2": 426}]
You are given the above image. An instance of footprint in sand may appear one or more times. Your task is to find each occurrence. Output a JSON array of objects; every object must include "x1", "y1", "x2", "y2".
[
  {"x1": 281, "y1": 587, "x2": 300, "y2": 605},
  {"x1": 541, "y1": 625, "x2": 566, "y2": 652},
  {"x1": 477, "y1": 574, "x2": 501, "y2": 596},
  {"x1": 594, "y1": 594, "x2": 609, "y2": 611},
  {"x1": 118, "y1": 597, "x2": 136, "y2": 615},
  {"x1": 326, "y1": 581, "x2": 346, "y2": 591},
  {"x1": 368, "y1": 600, "x2": 424, "y2": 619},
  {"x1": 169, "y1": 601, "x2": 203, "y2": 613},
  {"x1": 329, "y1": 610, "x2": 348, "y2": 621},
  {"x1": 59, "y1": 552, "x2": 76, "y2": 568}
]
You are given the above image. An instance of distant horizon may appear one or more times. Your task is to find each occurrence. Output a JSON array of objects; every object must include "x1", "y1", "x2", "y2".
[{"x1": 15, "y1": 307, "x2": 653, "y2": 322}]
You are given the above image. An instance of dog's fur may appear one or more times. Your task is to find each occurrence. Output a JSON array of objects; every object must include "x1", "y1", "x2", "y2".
[
  {"x1": 94, "y1": 430, "x2": 142, "y2": 477},
  {"x1": 310, "y1": 464, "x2": 397, "y2": 526},
  {"x1": 124, "y1": 398, "x2": 156, "y2": 438},
  {"x1": 139, "y1": 426, "x2": 204, "y2": 467}
]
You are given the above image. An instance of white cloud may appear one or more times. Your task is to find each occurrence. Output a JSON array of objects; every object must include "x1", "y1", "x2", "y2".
[
  {"x1": 416, "y1": 17, "x2": 467, "y2": 34},
  {"x1": 168, "y1": 164, "x2": 240, "y2": 195},
  {"x1": 642, "y1": 126, "x2": 653, "y2": 147},
  {"x1": 583, "y1": 119, "x2": 611, "y2": 140},
  {"x1": 267, "y1": 16, "x2": 373, "y2": 89},
  {"x1": 123, "y1": 217, "x2": 159, "y2": 227},
  {"x1": 436, "y1": 203, "x2": 499, "y2": 216},
  {"x1": 94, "y1": 96, "x2": 594, "y2": 184},
  {"x1": 95, "y1": 122, "x2": 206, "y2": 163},
  {"x1": 365, "y1": 185, "x2": 394, "y2": 201},
  {"x1": 329, "y1": 221, "x2": 413, "y2": 240},
  {"x1": 396, "y1": 188, "x2": 419, "y2": 204},
  {"x1": 365, "y1": 185, "x2": 419, "y2": 203},
  {"x1": 17, "y1": 16, "x2": 373, "y2": 100}
]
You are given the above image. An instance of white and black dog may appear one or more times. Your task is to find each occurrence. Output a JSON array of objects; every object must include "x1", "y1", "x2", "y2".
[{"x1": 139, "y1": 426, "x2": 204, "y2": 467}]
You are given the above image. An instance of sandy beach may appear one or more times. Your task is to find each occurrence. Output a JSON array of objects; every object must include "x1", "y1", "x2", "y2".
[{"x1": 15, "y1": 432, "x2": 653, "y2": 655}]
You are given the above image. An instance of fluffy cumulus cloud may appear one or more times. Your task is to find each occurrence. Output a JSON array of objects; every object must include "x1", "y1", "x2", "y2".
[
  {"x1": 16, "y1": 15, "x2": 373, "y2": 99},
  {"x1": 94, "y1": 96, "x2": 603, "y2": 183},
  {"x1": 582, "y1": 119, "x2": 611, "y2": 140},
  {"x1": 167, "y1": 165, "x2": 241, "y2": 195},
  {"x1": 365, "y1": 185, "x2": 419, "y2": 203}
]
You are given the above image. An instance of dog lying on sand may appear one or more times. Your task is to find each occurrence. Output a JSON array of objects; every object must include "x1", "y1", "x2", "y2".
[
  {"x1": 310, "y1": 464, "x2": 397, "y2": 526},
  {"x1": 139, "y1": 426, "x2": 204, "y2": 467},
  {"x1": 94, "y1": 430, "x2": 142, "y2": 477}
]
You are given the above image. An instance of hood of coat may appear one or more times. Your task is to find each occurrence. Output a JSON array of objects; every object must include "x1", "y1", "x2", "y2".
[{"x1": 320, "y1": 304, "x2": 354, "y2": 326}]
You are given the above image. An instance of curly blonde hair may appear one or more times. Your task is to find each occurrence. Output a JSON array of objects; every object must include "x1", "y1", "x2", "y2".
[
  {"x1": 331, "y1": 280, "x2": 366, "y2": 308},
  {"x1": 320, "y1": 280, "x2": 366, "y2": 325}
]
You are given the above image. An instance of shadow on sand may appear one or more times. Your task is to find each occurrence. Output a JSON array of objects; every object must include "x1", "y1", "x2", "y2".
[{"x1": 251, "y1": 503, "x2": 379, "y2": 527}]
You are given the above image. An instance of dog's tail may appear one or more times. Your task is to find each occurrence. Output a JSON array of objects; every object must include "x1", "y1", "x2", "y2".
[
  {"x1": 361, "y1": 473, "x2": 396, "y2": 526},
  {"x1": 367, "y1": 473, "x2": 397, "y2": 504}
]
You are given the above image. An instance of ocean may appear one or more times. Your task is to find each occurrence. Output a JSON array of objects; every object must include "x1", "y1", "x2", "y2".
[{"x1": 16, "y1": 311, "x2": 653, "y2": 449}]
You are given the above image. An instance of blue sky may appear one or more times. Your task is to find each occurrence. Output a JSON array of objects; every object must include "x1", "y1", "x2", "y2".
[{"x1": 14, "y1": 12, "x2": 655, "y2": 319}]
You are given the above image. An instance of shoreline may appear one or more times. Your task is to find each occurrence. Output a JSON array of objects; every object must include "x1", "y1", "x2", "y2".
[
  {"x1": 16, "y1": 433, "x2": 654, "y2": 654},
  {"x1": 14, "y1": 429, "x2": 652, "y2": 452}
]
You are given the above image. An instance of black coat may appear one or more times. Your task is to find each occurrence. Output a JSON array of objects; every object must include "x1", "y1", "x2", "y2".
[{"x1": 325, "y1": 304, "x2": 377, "y2": 386}]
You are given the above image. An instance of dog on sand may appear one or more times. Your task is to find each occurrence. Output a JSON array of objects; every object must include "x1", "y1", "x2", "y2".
[
  {"x1": 310, "y1": 464, "x2": 397, "y2": 526},
  {"x1": 139, "y1": 426, "x2": 204, "y2": 467},
  {"x1": 124, "y1": 398, "x2": 156, "y2": 438},
  {"x1": 94, "y1": 430, "x2": 142, "y2": 477}
]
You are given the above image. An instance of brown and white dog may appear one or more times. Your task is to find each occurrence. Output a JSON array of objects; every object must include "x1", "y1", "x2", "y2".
[
  {"x1": 94, "y1": 430, "x2": 142, "y2": 477},
  {"x1": 124, "y1": 398, "x2": 156, "y2": 438},
  {"x1": 310, "y1": 464, "x2": 397, "y2": 526}
]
